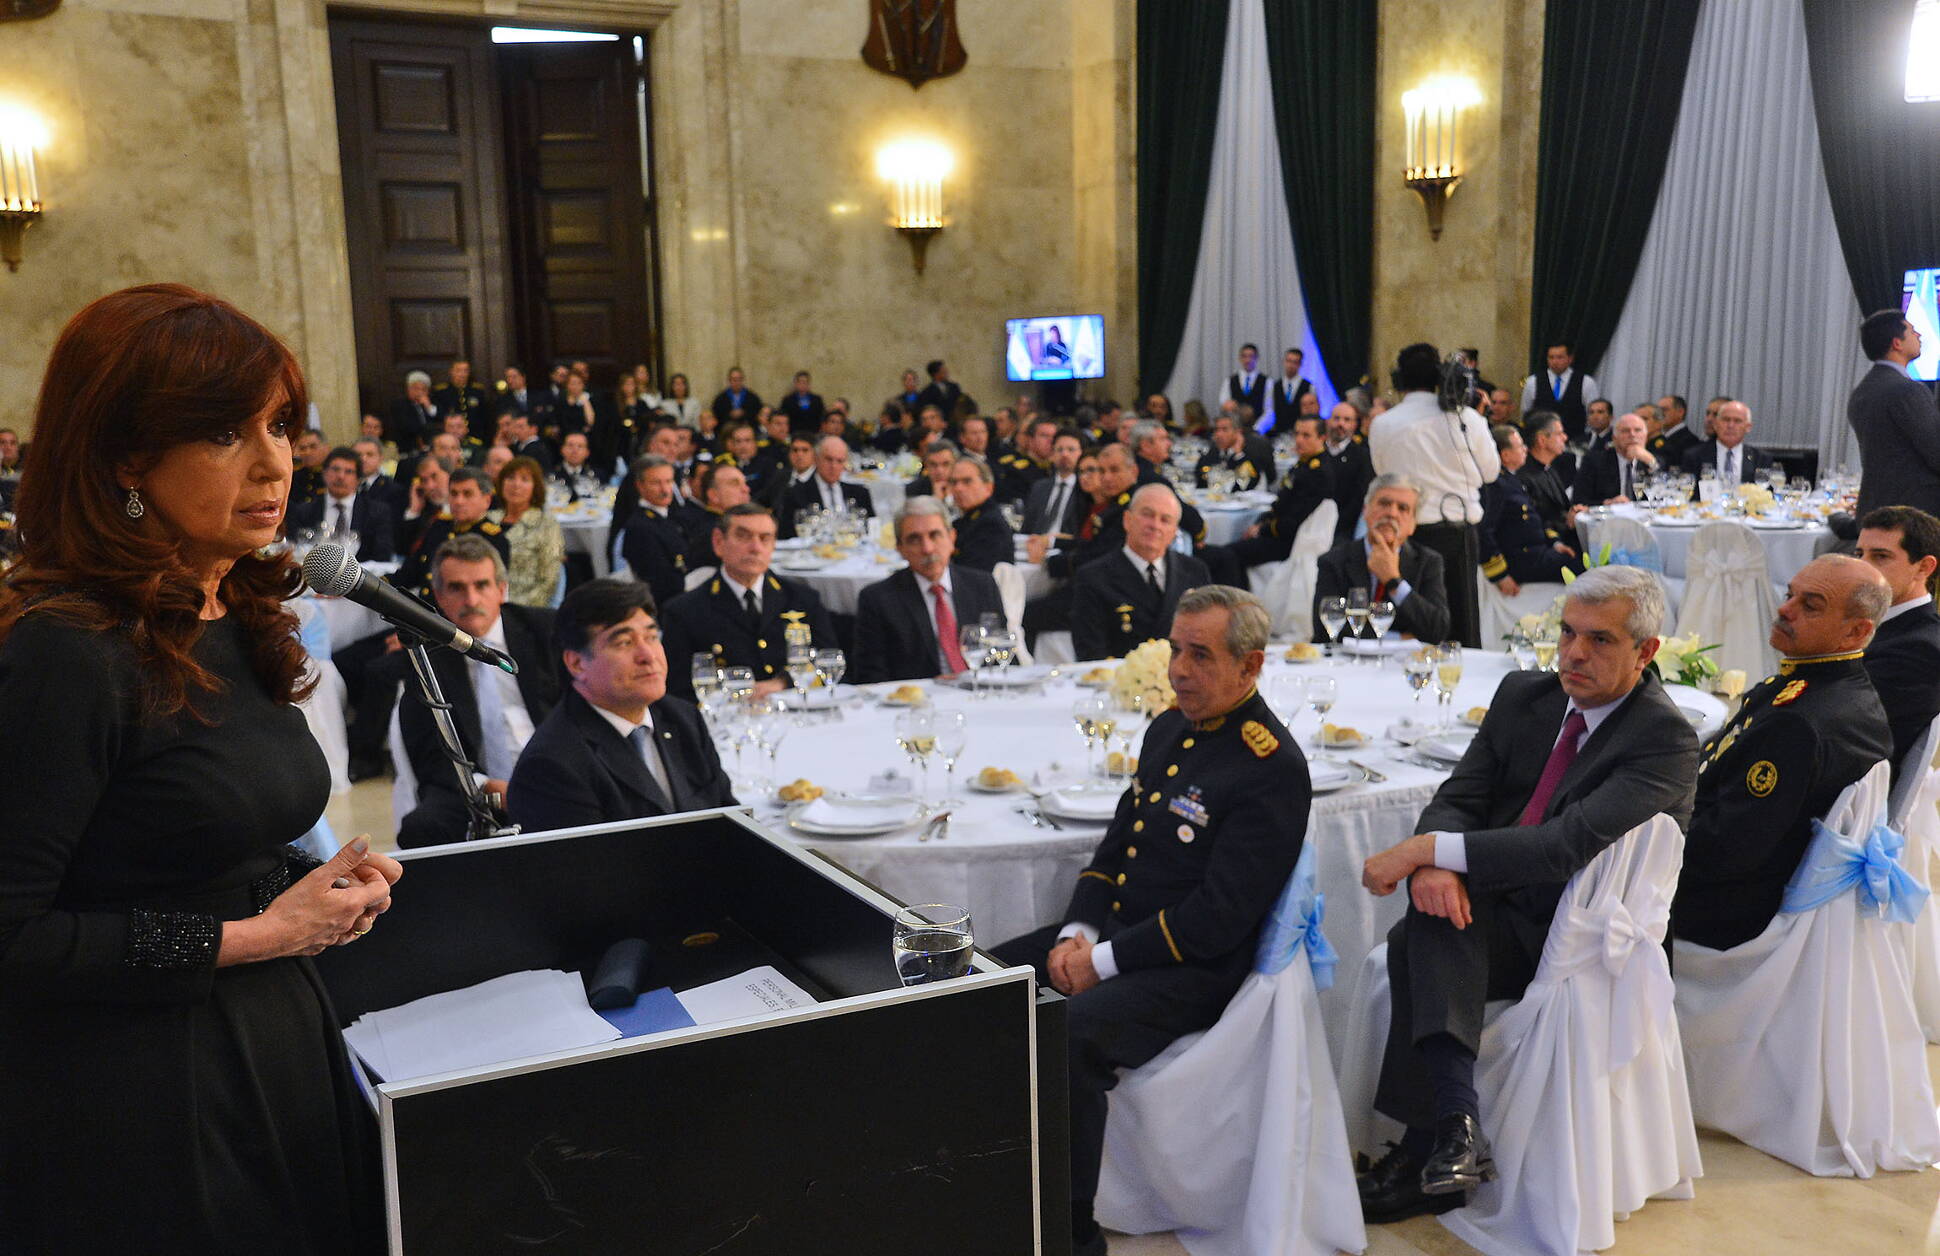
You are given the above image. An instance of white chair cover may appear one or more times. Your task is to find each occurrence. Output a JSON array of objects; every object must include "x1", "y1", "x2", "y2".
[
  {"x1": 1674, "y1": 522, "x2": 1776, "y2": 680},
  {"x1": 1898, "y1": 716, "x2": 1940, "y2": 1042},
  {"x1": 1339, "y1": 814, "x2": 1701, "y2": 1256},
  {"x1": 1588, "y1": 517, "x2": 1681, "y2": 626},
  {"x1": 1249, "y1": 500, "x2": 1338, "y2": 640},
  {"x1": 388, "y1": 686, "x2": 415, "y2": 829},
  {"x1": 1476, "y1": 573, "x2": 1568, "y2": 645},
  {"x1": 296, "y1": 656, "x2": 351, "y2": 797},
  {"x1": 1096, "y1": 842, "x2": 1367, "y2": 1256},
  {"x1": 1034, "y1": 631, "x2": 1077, "y2": 666},
  {"x1": 1674, "y1": 761, "x2": 1940, "y2": 1176},
  {"x1": 609, "y1": 530, "x2": 630, "y2": 580},
  {"x1": 990, "y1": 562, "x2": 1034, "y2": 666}
]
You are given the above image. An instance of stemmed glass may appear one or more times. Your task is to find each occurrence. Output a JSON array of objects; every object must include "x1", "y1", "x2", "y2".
[
  {"x1": 786, "y1": 645, "x2": 818, "y2": 716},
  {"x1": 812, "y1": 648, "x2": 847, "y2": 701},
  {"x1": 1318, "y1": 596, "x2": 1349, "y2": 656},
  {"x1": 1368, "y1": 599, "x2": 1396, "y2": 648},
  {"x1": 1402, "y1": 650, "x2": 1435, "y2": 707},
  {"x1": 1344, "y1": 589, "x2": 1371, "y2": 665},
  {"x1": 1305, "y1": 675, "x2": 1337, "y2": 747},
  {"x1": 1433, "y1": 644, "x2": 1464, "y2": 729},
  {"x1": 933, "y1": 710, "x2": 969, "y2": 806},
  {"x1": 892, "y1": 903, "x2": 974, "y2": 986},
  {"x1": 1532, "y1": 632, "x2": 1559, "y2": 673},
  {"x1": 985, "y1": 623, "x2": 1019, "y2": 686},
  {"x1": 894, "y1": 707, "x2": 938, "y2": 811},
  {"x1": 960, "y1": 623, "x2": 991, "y2": 696},
  {"x1": 748, "y1": 697, "x2": 788, "y2": 794},
  {"x1": 1071, "y1": 694, "x2": 1111, "y2": 779},
  {"x1": 691, "y1": 653, "x2": 723, "y2": 701}
]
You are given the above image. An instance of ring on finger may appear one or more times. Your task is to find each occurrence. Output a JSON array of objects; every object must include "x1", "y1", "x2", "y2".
[{"x1": 352, "y1": 926, "x2": 372, "y2": 936}]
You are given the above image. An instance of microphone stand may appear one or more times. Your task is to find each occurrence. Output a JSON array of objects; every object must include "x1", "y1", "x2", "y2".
[{"x1": 399, "y1": 631, "x2": 521, "y2": 843}]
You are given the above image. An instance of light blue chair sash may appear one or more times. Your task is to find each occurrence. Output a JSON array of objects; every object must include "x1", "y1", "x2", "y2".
[
  {"x1": 1780, "y1": 818, "x2": 1929, "y2": 924},
  {"x1": 1606, "y1": 546, "x2": 1662, "y2": 574},
  {"x1": 1253, "y1": 842, "x2": 1337, "y2": 989}
]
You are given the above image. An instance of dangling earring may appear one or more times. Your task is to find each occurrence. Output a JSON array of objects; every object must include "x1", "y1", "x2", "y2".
[{"x1": 125, "y1": 487, "x2": 144, "y2": 519}]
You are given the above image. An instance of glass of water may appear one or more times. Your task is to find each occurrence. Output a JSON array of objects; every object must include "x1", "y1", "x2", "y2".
[
  {"x1": 1318, "y1": 596, "x2": 1349, "y2": 655},
  {"x1": 892, "y1": 903, "x2": 974, "y2": 986}
]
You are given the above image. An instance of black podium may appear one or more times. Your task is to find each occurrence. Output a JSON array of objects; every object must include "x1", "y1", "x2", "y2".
[{"x1": 315, "y1": 807, "x2": 1068, "y2": 1255}]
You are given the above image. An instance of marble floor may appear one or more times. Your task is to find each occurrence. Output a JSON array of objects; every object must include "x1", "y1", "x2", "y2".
[{"x1": 330, "y1": 781, "x2": 1940, "y2": 1254}]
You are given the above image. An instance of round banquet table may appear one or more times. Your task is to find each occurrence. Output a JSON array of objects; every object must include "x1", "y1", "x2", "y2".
[
  {"x1": 1579, "y1": 505, "x2": 1839, "y2": 590},
  {"x1": 775, "y1": 545, "x2": 1053, "y2": 616},
  {"x1": 741, "y1": 644, "x2": 1721, "y2": 1058},
  {"x1": 1178, "y1": 489, "x2": 1275, "y2": 546},
  {"x1": 848, "y1": 473, "x2": 905, "y2": 519},
  {"x1": 552, "y1": 503, "x2": 613, "y2": 578}
]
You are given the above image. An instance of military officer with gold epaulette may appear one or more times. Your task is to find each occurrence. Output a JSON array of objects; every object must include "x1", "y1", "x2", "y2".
[
  {"x1": 1201, "y1": 414, "x2": 1335, "y2": 586},
  {"x1": 1194, "y1": 411, "x2": 1266, "y2": 491},
  {"x1": 994, "y1": 586, "x2": 1310, "y2": 1256},
  {"x1": 1478, "y1": 424, "x2": 1581, "y2": 595},
  {"x1": 1322, "y1": 401, "x2": 1375, "y2": 542},
  {"x1": 658, "y1": 502, "x2": 838, "y2": 700},
  {"x1": 1672, "y1": 555, "x2": 1894, "y2": 951},
  {"x1": 389, "y1": 466, "x2": 510, "y2": 602}
]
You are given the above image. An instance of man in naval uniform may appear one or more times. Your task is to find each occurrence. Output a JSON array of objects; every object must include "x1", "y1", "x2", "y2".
[
  {"x1": 993, "y1": 586, "x2": 1310, "y2": 1256},
  {"x1": 1672, "y1": 555, "x2": 1894, "y2": 951},
  {"x1": 1200, "y1": 415, "x2": 1335, "y2": 588},
  {"x1": 1479, "y1": 424, "x2": 1580, "y2": 594},
  {"x1": 390, "y1": 467, "x2": 509, "y2": 602}
]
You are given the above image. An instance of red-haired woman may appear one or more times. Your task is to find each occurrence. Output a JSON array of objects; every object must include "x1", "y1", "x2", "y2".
[{"x1": 0, "y1": 284, "x2": 398, "y2": 1252}]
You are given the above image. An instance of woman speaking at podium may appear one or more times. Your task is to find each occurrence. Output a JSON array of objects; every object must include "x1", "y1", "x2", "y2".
[{"x1": 0, "y1": 285, "x2": 398, "y2": 1253}]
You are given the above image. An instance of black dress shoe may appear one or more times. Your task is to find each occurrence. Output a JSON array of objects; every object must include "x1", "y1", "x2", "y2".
[
  {"x1": 1356, "y1": 1140, "x2": 1423, "y2": 1202},
  {"x1": 1419, "y1": 1112, "x2": 1495, "y2": 1195},
  {"x1": 1360, "y1": 1178, "x2": 1465, "y2": 1225},
  {"x1": 1072, "y1": 1226, "x2": 1108, "y2": 1256}
]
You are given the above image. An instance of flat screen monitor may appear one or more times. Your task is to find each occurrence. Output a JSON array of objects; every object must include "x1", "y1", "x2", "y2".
[
  {"x1": 1904, "y1": 267, "x2": 1940, "y2": 382},
  {"x1": 1005, "y1": 314, "x2": 1105, "y2": 382}
]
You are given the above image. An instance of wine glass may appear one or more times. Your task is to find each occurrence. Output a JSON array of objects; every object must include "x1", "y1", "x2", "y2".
[
  {"x1": 1532, "y1": 633, "x2": 1559, "y2": 673},
  {"x1": 1318, "y1": 596, "x2": 1349, "y2": 655},
  {"x1": 1433, "y1": 644, "x2": 1464, "y2": 729},
  {"x1": 1305, "y1": 675, "x2": 1337, "y2": 747},
  {"x1": 1368, "y1": 599, "x2": 1396, "y2": 646},
  {"x1": 722, "y1": 666, "x2": 756, "y2": 705},
  {"x1": 985, "y1": 624, "x2": 1018, "y2": 686},
  {"x1": 812, "y1": 647, "x2": 847, "y2": 696},
  {"x1": 933, "y1": 709, "x2": 969, "y2": 806},
  {"x1": 959, "y1": 622, "x2": 990, "y2": 696},
  {"x1": 1344, "y1": 589, "x2": 1371, "y2": 664},
  {"x1": 691, "y1": 653, "x2": 723, "y2": 700},
  {"x1": 786, "y1": 645, "x2": 818, "y2": 715},
  {"x1": 892, "y1": 903, "x2": 973, "y2": 986},
  {"x1": 1071, "y1": 694, "x2": 1109, "y2": 779},
  {"x1": 894, "y1": 707, "x2": 938, "y2": 811},
  {"x1": 749, "y1": 698, "x2": 788, "y2": 794},
  {"x1": 1268, "y1": 674, "x2": 1307, "y2": 726},
  {"x1": 1403, "y1": 650, "x2": 1435, "y2": 706}
]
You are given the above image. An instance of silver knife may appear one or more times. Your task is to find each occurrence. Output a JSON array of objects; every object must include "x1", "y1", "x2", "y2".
[{"x1": 1346, "y1": 758, "x2": 1388, "y2": 783}]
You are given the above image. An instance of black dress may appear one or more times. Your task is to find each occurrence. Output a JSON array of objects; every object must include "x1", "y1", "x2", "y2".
[{"x1": 0, "y1": 612, "x2": 382, "y2": 1253}]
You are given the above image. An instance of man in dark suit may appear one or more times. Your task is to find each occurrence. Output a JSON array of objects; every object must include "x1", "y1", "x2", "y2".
[
  {"x1": 432, "y1": 359, "x2": 491, "y2": 443},
  {"x1": 779, "y1": 370, "x2": 827, "y2": 434},
  {"x1": 1220, "y1": 343, "x2": 1267, "y2": 420},
  {"x1": 709, "y1": 366, "x2": 763, "y2": 427},
  {"x1": 495, "y1": 365, "x2": 535, "y2": 423},
  {"x1": 1323, "y1": 402, "x2": 1375, "y2": 542},
  {"x1": 287, "y1": 446, "x2": 396, "y2": 562},
  {"x1": 620, "y1": 456, "x2": 693, "y2": 611},
  {"x1": 993, "y1": 586, "x2": 1309, "y2": 1256},
  {"x1": 916, "y1": 359, "x2": 963, "y2": 421},
  {"x1": 1479, "y1": 426, "x2": 1578, "y2": 593},
  {"x1": 1517, "y1": 412, "x2": 1581, "y2": 547},
  {"x1": 396, "y1": 535, "x2": 562, "y2": 848},
  {"x1": 943, "y1": 455, "x2": 1015, "y2": 572},
  {"x1": 1071, "y1": 485, "x2": 1211, "y2": 660},
  {"x1": 351, "y1": 437, "x2": 407, "y2": 521},
  {"x1": 1857, "y1": 506, "x2": 1940, "y2": 785},
  {"x1": 508, "y1": 579, "x2": 734, "y2": 833},
  {"x1": 659, "y1": 504, "x2": 839, "y2": 699},
  {"x1": 1022, "y1": 428, "x2": 1087, "y2": 536},
  {"x1": 1312, "y1": 474, "x2": 1451, "y2": 644},
  {"x1": 505, "y1": 413, "x2": 555, "y2": 472},
  {"x1": 777, "y1": 436, "x2": 873, "y2": 538},
  {"x1": 1673, "y1": 556, "x2": 1893, "y2": 951},
  {"x1": 1851, "y1": 308, "x2": 1940, "y2": 519},
  {"x1": 1266, "y1": 347, "x2": 1315, "y2": 435},
  {"x1": 1356, "y1": 566, "x2": 1697, "y2": 1221},
  {"x1": 1678, "y1": 400, "x2": 1776, "y2": 486},
  {"x1": 1574, "y1": 411, "x2": 1660, "y2": 505},
  {"x1": 387, "y1": 370, "x2": 440, "y2": 451},
  {"x1": 853, "y1": 497, "x2": 1005, "y2": 683},
  {"x1": 1657, "y1": 394, "x2": 1699, "y2": 468}
]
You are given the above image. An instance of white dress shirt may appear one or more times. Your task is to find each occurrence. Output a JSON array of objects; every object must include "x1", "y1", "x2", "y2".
[
  {"x1": 1367, "y1": 390, "x2": 1500, "y2": 525},
  {"x1": 1882, "y1": 592, "x2": 1934, "y2": 623},
  {"x1": 1121, "y1": 546, "x2": 1165, "y2": 587},
  {"x1": 1715, "y1": 442, "x2": 1743, "y2": 482},
  {"x1": 587, "y1": 701, "x2": 674, "y2": 799},
  {"x1": 323, "y1": 492, "x2": 357, "y2": 537},
  {"x1": 722, "y1": 571, "x2": 763, "y2": 615},
  {"x1": 1519, "y1": 369, "x2": 1600, "y2": 413},
  {"x1": 1430, "y1": 687, "x2": 1630, "y2": 871},
  {"x1": 470, "y1": 616, "x2": 535, "y2": 781}
]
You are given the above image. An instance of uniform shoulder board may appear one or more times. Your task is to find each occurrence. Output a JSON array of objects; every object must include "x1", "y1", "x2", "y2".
[
  {"x1": 1353, "y1": 433, "x2": 1365, "y2": 444},
  {"x1": 767, "y1": 575, "x2": 782, "y2": 591},
  {"x1": 1305, "y1": 456, "x2": 1321, "y2": 469},
  {"x1": 1241, "y1": 720, "x2": 1279, "y2": 758},
  {"x1": 1773, "y1": 679, "x2": 1807, "y2": 706},
  {"x1": 478, "y1": 519, "x2": 502, "y2": 535}
]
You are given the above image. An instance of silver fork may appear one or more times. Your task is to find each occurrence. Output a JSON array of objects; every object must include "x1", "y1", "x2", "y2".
[
  {"x1": 918, "y1": 810, "x2": 952, "y2": 841},
  {"x1": 1345, "y1": 758, "x2": 1388, "y2": 784},
  {"x1": 1013, "y1": 805, "x2": 1045, "y2": 830}
]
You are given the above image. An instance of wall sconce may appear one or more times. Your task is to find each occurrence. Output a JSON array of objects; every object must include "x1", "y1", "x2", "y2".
[
  {"x1": 875, "y1": 138, "x2": 952, "y2": 275},
  {"x1": 0, "y1": 104, "x2": 46, "y2": 273},
  {"x1": 1401, "y1": 77, "x2": 1480, "y2": 240}
]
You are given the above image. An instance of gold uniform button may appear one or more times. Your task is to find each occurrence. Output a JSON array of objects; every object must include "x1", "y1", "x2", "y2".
[
  {"x1": 757, "y1": 638, "x2": 767, "y2": 649},
  {"x1": 764, "y1": 665, "x2": 775, "y2": 673},
  {"x1": 1182, "y1": 737, "x2": 1195, "y2": 749},
  {"x1": 1166, "y1": 765, "x2": 1178, "y2": 777},
  {"x1": 1112, "y1": 900, "x2": 1122, "y2": 913},
  {"x1": 1132, "y1": 820, "x2": 1144, "y2": 833},
  {"x1": 1126, "y1": 846, "x2": 1137, "y2": 858},
  {"x1": 1148, "y1": 791, "x2": 1161, "y2": 803},
  {"x1": 1116, "y1": 873, "x2": 1127, "y2": 885}
]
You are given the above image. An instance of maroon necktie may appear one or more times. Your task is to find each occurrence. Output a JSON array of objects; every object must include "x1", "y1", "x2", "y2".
[
  {"x1": 1519, "y1": 709, "x2": 1587, "y2": 826},
  {"x1": 933, "y1": 583, "x2": 969, "y2": 673}
]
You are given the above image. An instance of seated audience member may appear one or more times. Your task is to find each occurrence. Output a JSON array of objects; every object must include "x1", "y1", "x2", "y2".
[
  {"x1": 871, "y1": 401, "x2": 911, "y2": 456},
  {"x1": 1673, "y1": 555, "x2": 1892, "y2": 951},
  {"x1": 778, "y1": 436, "x2": 872, "y2": 537},
  {"x1": 716, "y1": 420, "x2": 770, "y2": 492},
  {"x1": 1678, "y1": 399, "x2": 1777, "y2": 486},
  {"x1": 508, "y1": 579, "x2": 734, "y2": 831},
  {"x1": 291, "y1": 427, "x2": 329, "y2": 508},
  {"x1": 1516, "y1": 411, "x2": 1581, "y2": 544},
  {"x1": 549, "y1": 431, "x2": 601, "y2": 495},
  {"x1": 905, "y1": 438, "x2": 957, "y2": 500},
  {"x1": 1857, "y1": 506, "x2": 1940, "y2": 783},
  {"x1": 494, "y1": 456, "x2": 566, "y2": 608},
  {"x1": 505, "y1": 411, "x2": 554, "y2": 471},
  {"x1": 709, "y1": 366, "x2": 762, "y2": 427},
  {"x1": 622, "y1": 455, "x2": 695, "y2": 609},
  {"x1": 765, "y1": 433, "x2": 818, "y2": 511},
  {"x1": 1028, "y1": 443, "x2": 1139, "y2": 579},
  {"x1": 993, "y1": 586, "x2": 1308, "y2": 1256},
  {"x1": 1479, "y1": 425, "x2": 1580, "y2": 595},
  {"x1": 1657, "y1": 393, "x2": 1697, "y2": 466},
  {"x1": 396, "y1": 537, "x2": 561, "y2": 848},
  {"x1": 433, "y1": 358, "x2": 490, "y2": 440},
  {"x1": 780, "y1": 369, "x2": 826, "y2": 433},
  {"x1": 1022, "y1": 427, "x2": 1088, "y2": 537},
  {"x1": 1322, "y1": 402, "x2": 1375, "y2": 541},
  {"x1": 852, "y1": 496, "x2": 1004, "y2": 684},
  {"x1": 1071, "y1": 484, "x2": 1211, "y2": 661},
  {"x1": 1195, "y1": 412, "x2": 1268, "y2": 491},
  {"x1": 1202, "y1": 414, "x2": 1334, "y2": 587},
  {"x1": 437, "y1": 412, "x2": 485, "y2": 466},
  {"x1": 387, "y1": 369, "x2": 439, "y2": 450},
  {"x1": 1573, "y1": 411, "x2": 1657, "y2": 505},
  {"x1": 352, "y1": 436, "x2": 405, "y2": 520},
  {"x1": 1312, "y1": 474, "x2": 1450, "y2": 643},
  {"x1": 680, "y1": 460, "x2": 753, "y2": 569},
  {"x1": 1356, "y1": 566, "x2": 1696, "y2": 1222},
  {"x1": 944, "y1": 456, "x2": 1015, "y2": 572},
  {"x1": 396, "y1": 453, "x2": 454, "y2": 551},
  {"x1": 659, "y1": 503, "x2": 837, "y2": 699},
  {"x1": 287, "y1": 445, "x2": 395, "y2": 562},
  {"x1": 1125, "y1": 422, "x2": 1207, "y2": 548},
  {"x1": 392, "y1": 466, "x2": 509, "y2": 602}
]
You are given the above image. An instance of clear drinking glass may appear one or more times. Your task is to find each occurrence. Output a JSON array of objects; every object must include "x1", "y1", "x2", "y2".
[
  {"x1": 892, "y1": 903, "x2": 974, "y2": 986},
  {"x1": 691, "y1": 653, "x2": 723, "y2": 700},
  {"x1": 786, "y1": 646, "x2": 818, "y2": 714},
  {"x1": 1318, "y1": 596, "x2": 1349, "y2": 654},
  {"x1": 1532, "y1": 635, "x2": 1559, "y2": 672},
  {"x1": 1368, "y1": 599, "x2": 1396, "y2": 645},
  {"x1": 750, "y1": 698, "x2": 788, "y2": 793},
  {"x1": 933, "y1": 709, "x2": 969, "y2": 805},
  {"x1": 1071, "y1": 694, "x2": 1109, "y2": 779},
  {"x1": 723, "y1": 666, "x2": 756, "y2": 704},
  {"x1": 1345, "y1": 589, "x2": 1371, "y2": 663},
  {"x1": 1433, "y1": 643, "x2": 1464, "y2": 728},
  {"x1": 960, "y1": 623, "x2": 990, "y2": 695},
  {"x1": 1403, "y1": 651, "x2": 1435, "y2": 705},
  {"x1": 812, "y1": 647, "x2": 847, "y2": 693},
  {"x1": 894, "y1": 707, "x2": 937, "y2": 810},
  {"x1": 985, "y1": 625, "x2": 1018, "y2": 685},
  {"x1": 1305, "y1": 675, "x2": 1337, "y2": 745}
]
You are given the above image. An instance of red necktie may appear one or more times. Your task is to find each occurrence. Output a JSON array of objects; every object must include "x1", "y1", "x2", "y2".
[
  {"x1": 933, "y1": 582, "x2": 969, "y2": 673},
  {"x1": 1519, "y1": 709, "x2": 1587, "y2": 826}
]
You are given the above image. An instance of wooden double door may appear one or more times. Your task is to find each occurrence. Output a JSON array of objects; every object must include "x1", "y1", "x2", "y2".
[{"x1": 331, "y1": 15, "x2": 657, "y2": 414}]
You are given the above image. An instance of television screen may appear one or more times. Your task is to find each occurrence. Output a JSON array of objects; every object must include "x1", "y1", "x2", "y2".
[
  {"x1": 1904, "y1": 267, "x2": 1940, "y2": 382},
  {"x1": 1005, "y1": 314, "x2": 1105, "y2": 382}
]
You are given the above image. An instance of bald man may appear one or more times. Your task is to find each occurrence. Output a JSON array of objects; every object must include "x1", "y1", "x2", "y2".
[
  {"x1": 1678, "y1": 399, "x2": 1779, "y2": 487},
  {"x1": 1672, "y1": 555, "x2": 1894, "y2": 951},
  {"x1": 1069, "y1": 484, "x2": 1211, "y2": 660}
]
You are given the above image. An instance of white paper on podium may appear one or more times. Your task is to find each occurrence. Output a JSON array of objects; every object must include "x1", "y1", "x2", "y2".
[
  {"x1": 343, "y1": 969, "x2": 621, "y2": 1082},
  {"x1": 674, "y1": 965, "x2": 818, "y2": 1025}
]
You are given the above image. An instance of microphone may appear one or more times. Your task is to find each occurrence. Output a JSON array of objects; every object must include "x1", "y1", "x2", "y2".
[{"x1": 301, "y1": 542, "x2": 520, "y2": 674}]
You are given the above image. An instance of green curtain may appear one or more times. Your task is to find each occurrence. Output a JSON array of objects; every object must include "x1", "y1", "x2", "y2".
[
  {"x1": 1803, "y1": 0, "x2": 1940, "y2": 315},
  {"x1": 1527, "y1": 0, "x2": 1701, "y2": 374},
  {"x1": 1261, "y1": 0, "x2": 1378, "y2": 394},
  {"x1": 1136, "y1": 0, "x2": 1231, "y2": 396}
]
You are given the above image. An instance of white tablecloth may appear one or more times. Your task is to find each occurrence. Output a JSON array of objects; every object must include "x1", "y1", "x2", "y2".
[
  {"x1": 849, "y1": 475, "x2": 905, "y2": 518},
  {"x1": 1179, "y1": 490, "x2": 1274, "y2": 547},
  {"x1": 780, "y1": 550, "x2": 1051, "y2": 615},
  {"x1": 554, "y1": 505, "x2": 612, "y2": 578},
  {"x1": 749, "y1": 647, "x2": 1534, "y2": 1055},
  {"x1": 1581, "y1": 506, "x2": 1838, "y2": 588}
]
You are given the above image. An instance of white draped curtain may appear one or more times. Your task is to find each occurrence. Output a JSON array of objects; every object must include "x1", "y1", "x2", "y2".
[
  {"x1": 1160, "y1": 0, "x2": 1337, "y2": 422},
  {"x1": 1599, "y1": 0, "x2": 1866, "y2": 465}
]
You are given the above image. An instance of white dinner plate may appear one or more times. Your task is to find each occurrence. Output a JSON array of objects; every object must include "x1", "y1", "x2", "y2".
[
  {"x1": 1039, "y1": 782, "x2": 1124, "y2": 822},
  {"x1": 1417, "y1": 730, "x2": 1479, "y2": 764},
  {"x1": 774, "y1": 537, "x2": 812, "y2": 551},
  {"x1": 1651, "y1": 516, "x2": 1702, "y2": 528},
  {"x1": 1309, "y1": 760, "x2": 1359, "y2": 793},
  {"x1": 968, "y1": 775, "x2": 1024, "y2": 794},
  {"x1": 1317, "y1": 731, "x2": 1369, "y2": 751},
  {"x1": 1662, "y1": 683, "x2": 1727, "y2": 735},
  {"x1": 948, "y1": 665, "x2": 1052, "y2": 688},
  {"x1": 1749, "y1": 518, "x2": 1807, "y2": 530},
  {"x1": 788, "y1": 794, "x2": 920, "y2": 837}
]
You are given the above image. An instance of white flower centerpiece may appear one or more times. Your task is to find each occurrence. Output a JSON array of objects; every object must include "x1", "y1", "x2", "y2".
[{"x1": 1110, "y1": 638, "x2": 1176, "y2": 716}]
